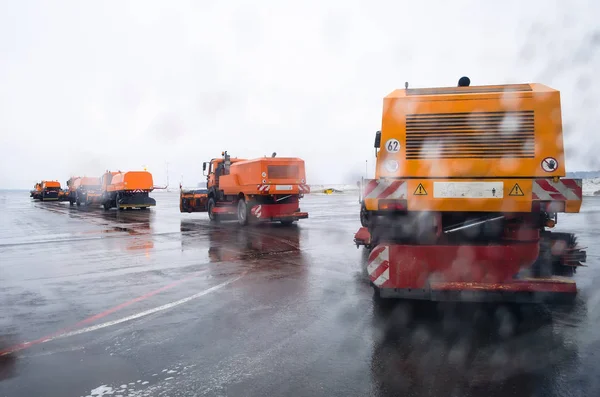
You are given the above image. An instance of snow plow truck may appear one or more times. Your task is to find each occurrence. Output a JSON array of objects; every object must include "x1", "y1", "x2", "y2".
[
  {"x1": 100, "y1": 170, "x2": 156, "y2": 210},
  {"x1": 180, "y1": 151, "x2": 310, "y2": 225},
  {"x1": 66, "y1": 176, "x2": 102, "y2": 206},
  {"x1": 354, "y1": 78, "x2": 587, "y2": 304},
  {"x1": 30, "y1": 180, "x2": 61, "y2": 201}
]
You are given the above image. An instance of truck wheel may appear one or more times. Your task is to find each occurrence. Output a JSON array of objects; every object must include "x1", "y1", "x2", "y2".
[
  {"x1": 280, "y1": 219, "x2": 294, "y2": 226},
  {"x1": 103, "y1": 201, "x2": 111, "y2": 211},
  {"x1": 237, "y1": 198, "x2": 249, "y2": 226},
  {"x1": 69, "y1": 199, "x2": 74, "y2": 206},
  {"x1": 360, "y1": 204, "x2": 369, "y2": 227},
  {"x1": 208, "y1": 198, "x2": 219, "y2": 222}
]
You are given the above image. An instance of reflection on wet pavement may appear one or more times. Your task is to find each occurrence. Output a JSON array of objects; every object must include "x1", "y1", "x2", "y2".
[{"x1": 0, "y1": 191, "x2": 598, "y2": 397}]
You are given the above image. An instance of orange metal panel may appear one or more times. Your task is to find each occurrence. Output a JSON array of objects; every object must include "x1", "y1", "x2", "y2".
[
  {"x1": 108, "y1": 171, "x2": 154, "y2": 192},
  {"x1": 218, "y1": 158, "x2": 307, "y2": 196},
  {"x1": 377, "y1": 83, "x2": 565, "y2": 179}
]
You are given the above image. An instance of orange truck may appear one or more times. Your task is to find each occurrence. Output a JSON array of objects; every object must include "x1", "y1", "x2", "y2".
[
  {"x1": 180, "y1": 151, "x2": 310, "y2": 225},
  {"x1": 30, "y1": 180, "x2": 61, "y2": 201},
  {"x1": 354, "y1": 78, "x2": 587, "y2": 304},
  {"x1": 100, "y1": 170, "x2": 156, "y2": 210},
  {"x1": 66, "y1": 176, "x2": 102, "y2": 206},
  {"x1": 180, "y1": 188, "x2": 209, "y2": 213}
]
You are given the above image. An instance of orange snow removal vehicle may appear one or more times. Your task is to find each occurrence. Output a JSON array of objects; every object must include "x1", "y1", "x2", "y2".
[
  {"x1": 180, "y1": 151, "x2": 310, "y2": 225},
  {"x1": 30, "y1": 180, "x2": 61, "y2": 201},
  {"x1": 354, "y1": 78, "x2": 587, "y2": 303},
  {"x1": 30, "y1": 182, "x2": 42, "y2": 200},
  {"x1": 66, "y1": 176, "x2": 102, "y2": 206},
  {"x1": 100, "y1": 170, "x2": 156, "y2": 210}
]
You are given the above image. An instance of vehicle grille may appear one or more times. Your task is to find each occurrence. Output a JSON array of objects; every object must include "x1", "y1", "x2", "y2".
[{"x1": 405, "y1": 110, "x2": 535, "y2": 159}]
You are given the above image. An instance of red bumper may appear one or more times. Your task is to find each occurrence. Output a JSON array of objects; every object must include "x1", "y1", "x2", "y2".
[
  {"x1": 361, "y1": 233, "x2": 578, "y2": 302},
  {"x1": 250, "y1": 203, "x2": 308, "y2": 222}
]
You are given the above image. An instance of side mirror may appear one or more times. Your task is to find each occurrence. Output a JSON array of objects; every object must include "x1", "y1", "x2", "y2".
[
  {"x1": 374, "y1": 131, "x2": 381, "y2": 148},
  {"x1": 202, "y1": 162, "x2": 207, "y2": 171}
]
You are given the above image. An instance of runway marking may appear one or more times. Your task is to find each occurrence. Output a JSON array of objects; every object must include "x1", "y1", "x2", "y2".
[
  {"x1": 54, "y1": 274, "x2": 244, "y2": 340},
  {"x1": 0, "y1": 272, "x2": 245, "y2": 357}
]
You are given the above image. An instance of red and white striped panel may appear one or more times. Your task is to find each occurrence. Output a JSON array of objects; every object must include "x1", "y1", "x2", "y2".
[
  {"x1": 299, "y1": 184, "x2": 310, "y2": 194},
  {"x1": 532, "y1": 179, "x2": 582, "y2": 201},
  {"x1": 256, "y1": 184, "x2": 270, "y2": 193},
  {"x1": 132, "y1": 189, "x2": 145, "y2": 193},
  {"x1": 251, "y1": 205, "x2": 263, "y2": 218},
  {"x1": 363, "y1": 179, "x2": 407, "y2": 200},
  {"x1": 367, "y1": 245, "x2": 391, "y2": 287}
]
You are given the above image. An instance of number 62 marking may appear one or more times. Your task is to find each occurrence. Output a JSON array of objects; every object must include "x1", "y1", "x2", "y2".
[{"x1": 385, "y1": 139, "x2": 400, "y2": 153}]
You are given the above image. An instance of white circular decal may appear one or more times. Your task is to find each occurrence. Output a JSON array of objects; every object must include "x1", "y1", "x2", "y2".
[
  {"x1": 261, "y1": 172, "x2": 267, "y2": 177},
  {"x1": 541, "y1": 157, "x2": 558, "y2": 172},
  {"x1": 385, "y1": 139, "x2": 401, "y2": 153},
  {"x1": 385, "y1": 160, "x2": 399, "y2": 173}
]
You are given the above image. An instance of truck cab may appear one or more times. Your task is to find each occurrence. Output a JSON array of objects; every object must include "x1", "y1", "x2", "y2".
[{"x1": 203, "y1": 154, "x2": 245, "y2": 199}]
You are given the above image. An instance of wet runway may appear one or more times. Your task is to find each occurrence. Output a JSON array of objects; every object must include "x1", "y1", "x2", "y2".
[{"x1": 1, "y1": 190, "x2": 600, "y2": 397}]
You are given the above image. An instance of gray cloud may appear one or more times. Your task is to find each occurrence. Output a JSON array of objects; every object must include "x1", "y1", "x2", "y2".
[{"x1": 1, "y1": 0, "x2": 599, "y2": 188}]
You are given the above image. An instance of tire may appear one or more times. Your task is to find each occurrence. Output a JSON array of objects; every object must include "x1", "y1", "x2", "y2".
[
  {"x1": 280, "y1": 219, "x2": 294, "y2": 226},
  {"x1": 360, "y1": 203, "x2": 369, "y2": 227},
  {"x1": 208, "y1": 197, "x2": 219, "y2": 222},
  {"x1": 237, "y1": 198, "x2": 249, "y2": 226},
  {"x1": 103, "y1": 201, "x2": 111, "y2": 211}
]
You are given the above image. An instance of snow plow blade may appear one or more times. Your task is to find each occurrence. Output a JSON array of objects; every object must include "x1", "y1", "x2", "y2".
[{"x1": 377, "y1": 279, "x2": 577, "y2": 304}]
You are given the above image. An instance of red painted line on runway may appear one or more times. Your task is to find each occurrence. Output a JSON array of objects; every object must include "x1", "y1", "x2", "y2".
[{"x1": 0, "y1": 270, "x2": 204, "y2": 357}]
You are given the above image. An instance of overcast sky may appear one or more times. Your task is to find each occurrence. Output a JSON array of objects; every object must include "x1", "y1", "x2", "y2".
[{"x1": 1, "y1": 0, "x2": 599, "y2": 189}]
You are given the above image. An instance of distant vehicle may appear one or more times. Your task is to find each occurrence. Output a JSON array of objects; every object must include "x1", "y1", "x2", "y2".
[
  {"x1": 100, "y1": 170, "x2": 156, "y2": 210},
  {"x1": 30, "y1": 180, "x2": 61, "y2": 201},
  {"x1": 180, "y1": 188, "x2": 209, "y2": 213},
  {"x1": 66, "y1": 176, "x2": 102, "y2": 206},
  {"x1": 180, "y1": 151, "x2": 310, "y2": 225}
]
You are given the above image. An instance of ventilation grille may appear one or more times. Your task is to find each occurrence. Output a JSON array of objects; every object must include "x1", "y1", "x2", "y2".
[
  {"x1": 406, "y1": 84, "x2": 532, "y2": 96},
  {"x1": 405, "y1": 111, "x2": 535, "y2": 159}
]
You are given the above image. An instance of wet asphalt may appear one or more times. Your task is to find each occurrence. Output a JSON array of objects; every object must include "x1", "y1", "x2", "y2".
[{"x1": 0, "y1": 190, "x2": 600, "y2": 397}]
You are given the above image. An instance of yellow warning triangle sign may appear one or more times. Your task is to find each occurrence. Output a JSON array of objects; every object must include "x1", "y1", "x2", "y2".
[
  {"x1": 414, "y1": 183, "x2": 427, "y2": 196},
  {"x1": 509, "y1": 183, "x2": 524, "y2": 196}
]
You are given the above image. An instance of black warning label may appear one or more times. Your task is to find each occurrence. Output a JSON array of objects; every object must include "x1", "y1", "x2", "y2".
[
  {"x1": 509, "y1": 183, "x2": 524, "y2": 196},
  {"x1": 414, "y1": 183, "x2": 427, "y2": 196}
]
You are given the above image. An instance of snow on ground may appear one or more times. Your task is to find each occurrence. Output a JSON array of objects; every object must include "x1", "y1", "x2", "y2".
[
  {"x1": 308, "y1": 184, "x2": 359, "y2": 194},
  {"x1": 583, "y1": 178, "x2": 600, "y2": 196}
]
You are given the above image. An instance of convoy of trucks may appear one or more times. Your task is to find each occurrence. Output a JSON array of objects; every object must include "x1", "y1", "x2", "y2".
[{"x1": 28, "y1": 78, "x2": 590, "y2": 304}]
